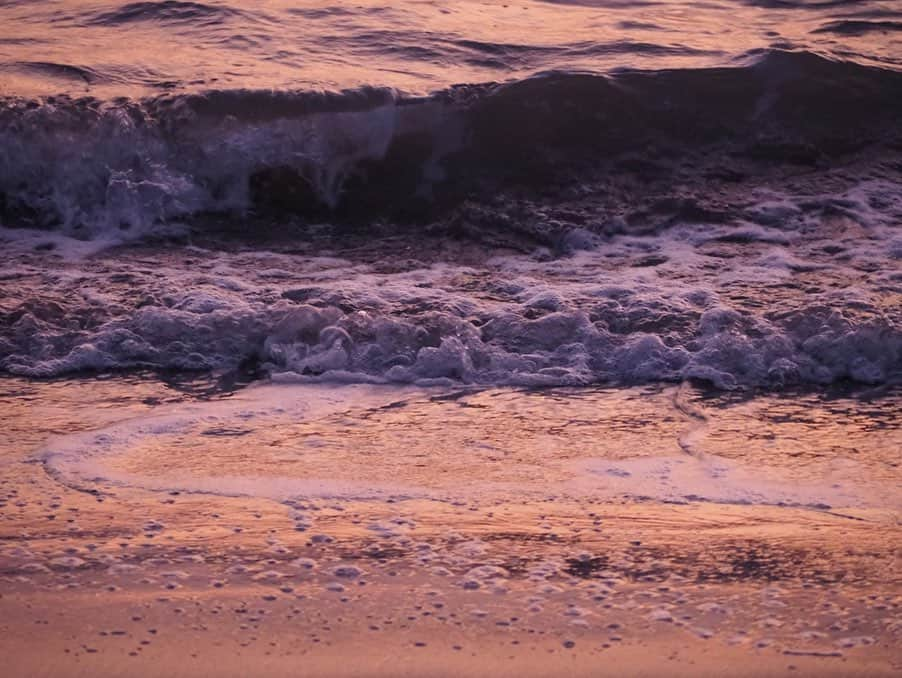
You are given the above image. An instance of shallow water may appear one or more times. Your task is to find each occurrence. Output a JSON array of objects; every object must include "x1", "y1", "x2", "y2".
[
  {"x1": 36, "y1": 381, "x2": 902, "y2": 509},
  {"x1": 3, "y1": 207, "x2": 900, "y2": 389}
]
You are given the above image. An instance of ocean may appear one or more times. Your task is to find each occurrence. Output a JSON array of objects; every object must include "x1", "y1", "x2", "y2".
[{"x1": 1, "y1": 1, "x2": 900, "y2": 675}]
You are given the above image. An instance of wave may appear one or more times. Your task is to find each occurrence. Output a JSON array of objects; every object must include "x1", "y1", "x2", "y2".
[
  {"x1": 812, "y1": 20, "x2": 902, "y2": 35},
  {"x1": 86, "y1": 1, "x2": 247, "y2": 26},
  {"x1": 6, "y1": 61, "x2": 103, "y2": 84},
  {"x1": 738, "y1": 0, "x2": 873, "y2": 9},
  {"x1": 0, "y1": 50, "x2": 900, "y2": 236},
  {"x1": 3, "y1": 283, "x2": 899, "y2": 390}
]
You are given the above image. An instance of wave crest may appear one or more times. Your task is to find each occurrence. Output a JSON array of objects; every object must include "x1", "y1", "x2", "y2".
[{"x1": 0, "y1": 50, "x2": 900, "y2": 235}]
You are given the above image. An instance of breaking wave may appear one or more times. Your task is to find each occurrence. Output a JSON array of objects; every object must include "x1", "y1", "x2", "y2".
[{"x1": 2, "y1": 50, "x2": 900, "y2": 236}]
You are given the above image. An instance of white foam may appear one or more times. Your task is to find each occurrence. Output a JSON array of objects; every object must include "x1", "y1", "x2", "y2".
[
  {"x1": 36, "y1": 382, "x2": 901, "y2": 512},
  {"x1": 3, "y1": 177, "x2": 900, "y2": 389}
]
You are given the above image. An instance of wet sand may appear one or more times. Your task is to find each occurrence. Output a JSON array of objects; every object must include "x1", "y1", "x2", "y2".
[{"x1": 1, "y1": 376, "x2": 900, "y2": 677}]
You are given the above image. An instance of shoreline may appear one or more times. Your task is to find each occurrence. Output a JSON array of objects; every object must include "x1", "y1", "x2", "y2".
[{"x1": 2, "y1": 375, "x2": 900, "y2": 677}]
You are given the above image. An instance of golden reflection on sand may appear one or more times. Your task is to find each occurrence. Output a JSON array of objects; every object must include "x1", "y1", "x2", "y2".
[{"x1": 1, "y1": 376, "x2": 900, "y2": 676}]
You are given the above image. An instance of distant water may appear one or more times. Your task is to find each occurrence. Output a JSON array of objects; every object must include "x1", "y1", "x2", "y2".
[
  {"x1": 0, "y1": 0, "x2": 900, "y2": 389},
  {"x1": 2, "y1": 0, "x2": 900, "y2": 97}
]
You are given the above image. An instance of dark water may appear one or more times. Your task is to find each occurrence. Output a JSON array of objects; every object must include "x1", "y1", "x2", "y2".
[{"x1": 0, "y1": 0, "x2": 900, "y2": 389}]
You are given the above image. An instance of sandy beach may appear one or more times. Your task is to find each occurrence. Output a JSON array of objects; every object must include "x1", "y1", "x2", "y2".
[{"x1": 2, "y1": 377, "x2": 899, "y2": 677}]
